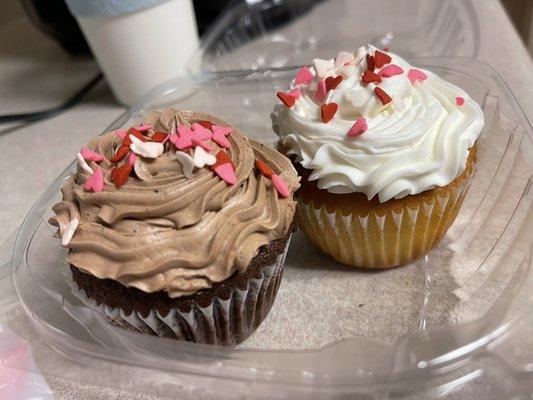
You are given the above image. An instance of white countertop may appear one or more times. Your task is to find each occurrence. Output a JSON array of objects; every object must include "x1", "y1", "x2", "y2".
[{"x1": 0, "y1": 0, "x2": 531, "y2": 398}]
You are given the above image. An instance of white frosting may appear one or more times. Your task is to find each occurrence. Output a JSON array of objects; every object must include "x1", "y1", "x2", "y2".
[{"x1": 272, "y1": 45, "x2": 484, "y2": 202}]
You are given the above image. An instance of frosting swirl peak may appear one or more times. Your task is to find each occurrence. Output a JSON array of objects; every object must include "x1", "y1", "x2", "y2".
[
  {"x1": 272, "y1": 45, "x2": 484, "y2": 202},
  {"x1": 51, "y1": 109, "x2": 299, "y2": 298}
]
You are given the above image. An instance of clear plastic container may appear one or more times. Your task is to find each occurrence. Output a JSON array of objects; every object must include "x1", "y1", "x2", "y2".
[
  {"x1": 1, "y1": 55, "x2": 532, "y2": 399},
  {"x1": 188, "y1": 0, "x2": 481, "y2": 73}
]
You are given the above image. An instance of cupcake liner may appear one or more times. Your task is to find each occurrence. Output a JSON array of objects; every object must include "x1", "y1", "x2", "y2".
[
  {"x1": 65, "y1": 236, "x2": 290, "y2": 345},
  {"x1": 297, "y1": 178, "x2": 472, "y2": 269}
]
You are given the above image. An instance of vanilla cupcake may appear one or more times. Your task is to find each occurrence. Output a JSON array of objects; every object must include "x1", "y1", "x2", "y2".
[
  {"x1": 50, "y1": 109, "x2": 299, "y2": 345},
  {"x1": 272, "y1": 46, "x2": 483, "y2": 268}
]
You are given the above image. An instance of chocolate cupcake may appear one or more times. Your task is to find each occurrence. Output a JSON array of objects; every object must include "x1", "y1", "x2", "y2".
[{"x1": 50, "y1": 109, "x2": 299, "y2": 345}]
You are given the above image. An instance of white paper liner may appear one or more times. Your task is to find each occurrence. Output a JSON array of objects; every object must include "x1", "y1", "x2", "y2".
[{"x1": 65, "y1": 237, "x2": 290, "y2": 345}]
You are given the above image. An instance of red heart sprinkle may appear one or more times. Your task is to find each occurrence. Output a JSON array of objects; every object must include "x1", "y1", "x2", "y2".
[
  {"x1": 277, "y1": 91, "x2": 296, "y2": 108},
  {"x1": 374, "y1": 50, "x2": 392, "y2": 68},
  {"x1": 196, "y1": 120, "x2": 213, "y2": 130},
  {"x1": 255, "y1": 159, "x2": 273, "y2": 178},
  {"x1": 122, "y1": 127, "x2": 147, "y2": 146},
  {"x1": 366, "y1": 54, "x2": 375, "y2": 71},
  {"x1": 374, "y1": 87, "x2": 392, "y2": 105},
  {"x1": 362, "y1": 70, "x2": 382, "y2": 84},
  {"x1": 110, "y1": 163, "x2": 133, "y2": 187},
  {"x1": 110, "y1": 145, "x2": 130, "y2": 163},
  {"x1": 212, "y1": 150, "x2": 233, "y2": 169},
  {"x1": 325, "y1": 75, "x2": 343, "y2": 92},
  {"x1": 321, "y1": 103, "x2": 338, "y2": 123},
  {"x1": 151, "y1": 132, "x2": 167, "y2": 142}
]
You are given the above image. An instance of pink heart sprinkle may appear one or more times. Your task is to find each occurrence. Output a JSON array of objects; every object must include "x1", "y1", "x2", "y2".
[
  {"x1": 314, "y1": 80, "x2": 327, "y2": 102},
  {"x1": 134, "y1": 124, "x2": 152, "y2": 132},
  {"x1": 80, "y1": 147, "x2": 104, "y2": 162},
  {"x1": 347, "y1": 117, "x2": 368, "y2": 137},
  {"x1": 191, "y1": 137, "x2": 213, "y2": 152},
  {"x1": 294, "y1": 66, "x2": 314, "y2": 85},
  {"x1": 214, "y1": 163, "x2": 236, "y2": 185},
  {"x1": 212, "y1": 125, "x2": 234, "y2": 149},
  {"x1": 83, "y1": 168, "x2": 104, "y2": 192},
  {"x1": 455, "y1": 96, "x2": 465, "y2": 106},
  {"x1": 191, "y1": 123, "x2": 213, "y2": 140},
  {"x1": 127, "y1": 152, "x2": 138, "y2": 165},
  {"x1": 289, "y1": 88, "x2": 301, "y2": 99},
  {"x1": 378, "y1": 64, "x2": 404, "y2": 78},
  {"x1": 271, "y1": 174, "x2": 290, "y2": 198},
  {"x1": 169, "y1": 125, "x2": 194, "y2": 150},
  {"x1": 407, "y1": 69, "x2": 428, "y2": 84},
  {"x1": 115, "y1": 130, "x2": 127, "y2": 140}
]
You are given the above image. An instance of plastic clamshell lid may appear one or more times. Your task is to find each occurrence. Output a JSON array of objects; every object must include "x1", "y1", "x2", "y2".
[
  {"x1": 188, "y1": 0, "x2": 481, "y2": 73},
  {"x1": 1, "y1": 56, "x2": 531, "y2": 399}
]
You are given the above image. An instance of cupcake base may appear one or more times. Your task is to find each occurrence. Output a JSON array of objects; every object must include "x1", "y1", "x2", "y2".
[
  {"x1": 294, "y1": 147, "x2": 477, "y2": 269},
  {"x1": 67, "y1": 230, "x2": 293, "y2": 345}
]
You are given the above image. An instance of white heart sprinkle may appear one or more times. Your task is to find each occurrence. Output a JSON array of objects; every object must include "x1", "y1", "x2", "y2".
[
  {"x1": 61, "y1": 218, "x2": 79, "y2": 247},
  {"x1": 344, "y1": 89, "x2": 367, "y2": 108},
  {"x1": 76, "y1": 153, "x2": 94, "y2": 175},
  {"x1": 129, "y1": 135, "x2": 164, "y2": 158},
  {"x1": 340, "y1": 65, "x2": 357, "y2": 78},
  {"x1": 313, "y1": 58, "x2": 334, "y2": 78},
  {"x1": 175, "y1": 151, "x2": 194, "y2": 178},
  {"x1": 334, "y1": 51, "x2": 354, "y2": 68},
  {"x1": 193, "y1": 146, "x2": 216, "y2": 169}
]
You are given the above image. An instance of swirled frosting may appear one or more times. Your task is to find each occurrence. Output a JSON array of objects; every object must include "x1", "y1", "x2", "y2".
[
  {"x1": 50, "y1": 109, "x2": 299, "y2": 298},
  {"x1": 272, "y1": 45, "x2": 484, "y2": 202}
]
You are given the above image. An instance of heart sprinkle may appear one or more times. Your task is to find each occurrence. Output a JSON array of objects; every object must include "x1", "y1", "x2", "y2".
[
  {"x1": 127, "y1": 152, "x2": 138, "y2": 166},
  {"x1": 374, "y1": 87, "x2": 392, "y2": 105},
  {"x1": 76, "y1": 153, "x2": 94, "y2": 175},
  {"x1": 366, "y1": 54, "x2": 375, "y2": 71},
  {"x1": 80, "y1": 147, "x2": 104, "y2": 162},
  {"x1": 110, "y1": 145, "x2": 130, "y2": 163},
  {"x1": 374, "y1": 50, "x2": 392, "y2": 68},
  {"x1": 294, "y1": 66, "x2": 314, "y2": 85},
  {"x1": 314, "y1": 80, "x2": 327, "y2": 102},
  {"x1": 271, "y1": 174, "x2": 290, "y2": 198},
  {"x1": 169, "y1": 125, "x2": 194, "y2": 150},
  {"x1": 407, "y1": 69, "x2": 428, "y2": 84},
  {"x1": 191, "y1": 123, "x2": 213, "y2": 140},
  {"x1": 110, "y1": 163, "x2": 133, "y2": 187},
  {"x1": 83, "y1": 168, "x2": 104, "y2": 192},
  {"x1": 191, "y1": 137, "x2": 213, "y2": 152},
  {"x1": 211, "y1": 125, "x2": 234, "y2": 148},
  {"x1": 289, "y1": 88, "x2": 301, "y2": 99},
  {"x1": 122, "y1": 127, "x2": 147, "y2": 146},
  {"x1": 175, "y1": 151, "x2": 195, "y2": 178},
  {"x1": 455, "y1": 96, "x2": 465, "y2": 106},
  {"x1": 211, "y1": 150, "x2": 236, "y2": 185},
  {"x1": 61, "y1": 218, "x2": 79, "y2": 247},
  {"x1": 193, "y1": 146, "x2": 217, "y2": 169},
  {"x1": 277, "y1": 91, "x2": 296, "y2": 108},
  {"x1": 378, "y1": 64, "x2": 404, "y2": 77},
  {"x1": 255, "y1": 159, "x2": 273, "y2": 178},
  {"x1": 313, "y1": 58, "x2": 334, "y2": 78},
  {"x1": 362, "y1": 70, "x2": 382, "y2": 84},
  {"x1": 130, "y1": 135, "x2": 165, "y2": 158},
  {"x1": 321, "y1": 103, "x2": 338, "y2": 123},
  {"x1": 325, "y1": 75, "x2": 343, "y2": 91},
  {"x1": 347, "y1": 117, "x2": 368, "y2": 137},
  {"x1": 334, "y1": 51, "x2": 354, "y2": 68},
  {"x1": 151, "y1": 132, "x2": 168, "y2": 143}
]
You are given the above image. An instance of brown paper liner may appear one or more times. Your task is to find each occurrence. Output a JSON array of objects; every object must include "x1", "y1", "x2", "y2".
[{"x1": 295, "y1": 147, "x2": 477, "y2": 269}]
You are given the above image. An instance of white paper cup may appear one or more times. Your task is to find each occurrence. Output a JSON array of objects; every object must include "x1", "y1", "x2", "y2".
[{"x1": 69, "y1": 0, "x2": 199, "y2": 105}]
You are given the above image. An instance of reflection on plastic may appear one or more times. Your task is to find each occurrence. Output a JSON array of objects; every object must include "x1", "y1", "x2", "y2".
[{"x1": 0, "y1": 325, "x2": 54, "y2": 400}]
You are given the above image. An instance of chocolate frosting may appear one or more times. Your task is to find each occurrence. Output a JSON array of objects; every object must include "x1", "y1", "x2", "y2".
[{"x1": 50, "y1": 109, "x2": 299, "y2": 298}]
